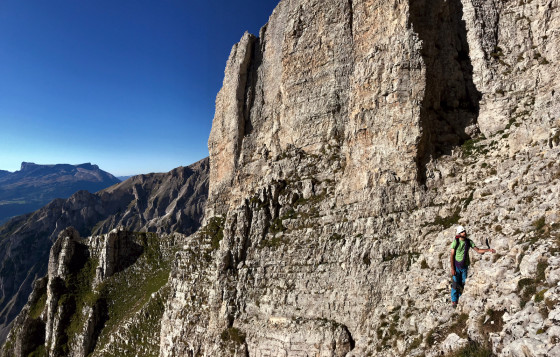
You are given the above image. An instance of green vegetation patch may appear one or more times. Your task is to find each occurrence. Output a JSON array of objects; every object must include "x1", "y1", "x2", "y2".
[
  {"x1": 28, "y1": 345, "x2": 47, "y2": 357},
  {"x1": 329, "y1": 233, "x2": 344, "y2": 242},
  {"x1": 294, "y1": 190, "x2": 327, "y2": 207},
  {"x1": 480, "y1": 309, "x2": 505, "y2": 334},
  {"x1": 533, "y1": 216, "x2": 546, "y2": 232},
  {"x1": 504, "y1": 118, "x2": 518, "y2": 131},
  {"x1": 461, "y1": 136, "x2": 488, "y2": 157},
  {"x1": 269, "y1": 217, "x2": 285, "y2": 235},
  {"x1": 463, "y1": 191, "x2": 475, "y2": 209},
  {"x1": 445, "y1": 341, "x2": 493, "y2": 357},
  {"x1": 422, "y1": 208, "x2": 461, "y2": 229},
  {"x1": 447, "y1": 313, "x2": 469, "y2": 338},
  {"x1": 281, "y1": 208, "x2": 297, "y2": 220},
  {"x1": 382, "y1": 252, "x2": 401, "y2": 262},
  {"x1": 425, "y1": 328, "x2": 436, "y2": 345},
  {"x1": 259, "y1": 235, "x2": 284, "y2": 249},
  {"x1": 490, "y1": 46, "x2": 504, "y2": 59},
  {"x1": 94, "y1": 233, "x2": 173, "y2": 351},
  {"x1": 516, "y1": 257, "x2": 550, "y2": 308},
  {"x1": 536, "y1": 260, "x2": 548, "y2": 282},
  {"x1": 425, "y1": 312, "x2": 469, "y2": 347},
  {"x1": 535, "y1": 289, "x2": 548, "y2": 303},
  {"x1": 220, "y1": 327, "x2": 246, "y2": 344},
  {"x1": 28, "y1": 290, "x2": 47, "y2": 320},
  {"x1": 99, "y1": 286, "x2": 169, "y2": 357},
  {"x1": 517, "y1": 278, "x2": 537, "y2": 308},
  {"x1": 200, "y1": 216, "x2": 225, "y2": 251},
  {"x1": 407, "y1": 335, "x2": 422, "y2": 352},
  {"x1": 528, "y1": 217, "x2": 559, "y2": 246}
]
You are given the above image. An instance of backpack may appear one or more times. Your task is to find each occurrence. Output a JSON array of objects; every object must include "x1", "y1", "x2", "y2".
[{"x1": 454, "y1": 237, "x2": 471, "y2": 263}]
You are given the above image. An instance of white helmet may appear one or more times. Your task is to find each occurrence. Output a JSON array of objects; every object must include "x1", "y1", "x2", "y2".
[{"x1": 456, "y1": 225, "x2": 466, "y2": 234}]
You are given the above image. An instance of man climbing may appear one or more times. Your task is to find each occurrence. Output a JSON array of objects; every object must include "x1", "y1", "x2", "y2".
[{"x1": 450, "y1": 225, "x2": 496, "y2": 307}]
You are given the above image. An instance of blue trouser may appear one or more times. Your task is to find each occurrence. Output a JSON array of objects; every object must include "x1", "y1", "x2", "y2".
[{"x1": 451, "y1": 266, "x2": 468, "y2": 303}]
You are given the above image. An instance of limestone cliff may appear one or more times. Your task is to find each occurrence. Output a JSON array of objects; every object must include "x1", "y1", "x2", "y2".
[
  {"x1": 0, "y1": 158, "x2": 208, "y2": 344},
  {"x1": 161, "y1": 0, "x2": 560, "y2": 356}
]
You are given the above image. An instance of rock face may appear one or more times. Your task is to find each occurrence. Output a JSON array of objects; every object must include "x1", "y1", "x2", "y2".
[
  {"x1": 2, "y1": 227, "x2": 177, "y2": 357},
  {"x1": 161, "y1": 0, "x2": 560, "y2": 356},
  {"x1": 207, "y1": 0, "x2": 484, "y2": 214},
  {"x1": 0, "y1": 158, "x2": 209, "y2": 344},
  {"x1": 0, "y1": 162, "x2": 121, "y2": 224}
]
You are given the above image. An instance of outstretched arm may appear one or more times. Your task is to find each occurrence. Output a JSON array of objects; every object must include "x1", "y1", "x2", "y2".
[{"x1": 473, "y1": 247, "x2": 496, "y2": 254}]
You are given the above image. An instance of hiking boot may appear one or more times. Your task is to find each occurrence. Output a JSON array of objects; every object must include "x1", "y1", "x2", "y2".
[{"x1": 452, "y1": 302, "x2": 457, "y2": 309}]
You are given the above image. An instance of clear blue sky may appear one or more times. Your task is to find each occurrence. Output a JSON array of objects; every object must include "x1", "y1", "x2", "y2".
[{"x1": 0, "y1": 0, "x2": 279, "y2": 176}]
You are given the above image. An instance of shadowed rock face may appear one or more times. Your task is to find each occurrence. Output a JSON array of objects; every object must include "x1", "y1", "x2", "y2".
[
  {"x1": 0, "y1": 158, "x2": 209, "y2": 343},
  {"x1": 0, "y1": 162, "x2": 121, "y2": 225},
  {"x1": 410, "y1": 0, "x2": 481, "y2": 183}
]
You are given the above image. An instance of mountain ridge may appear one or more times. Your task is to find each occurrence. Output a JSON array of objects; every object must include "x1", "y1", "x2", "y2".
[
  {"x1": 0, "y1": 158, "x2": 209, "y2": 344},
  {"x1": 0, "y1": 162, "x2": 121, "y2": 224},
  {"x1": 162, "y1": 0, "x2": 560, "y2": 355}
]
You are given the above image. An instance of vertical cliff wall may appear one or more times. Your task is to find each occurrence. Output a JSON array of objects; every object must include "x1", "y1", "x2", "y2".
[
  {"x1": 162, "y1": 0, "x2": 559, "y2": 356},
  {"x1": 207, "y1": 0, "x2": 426, "y2": 215}
]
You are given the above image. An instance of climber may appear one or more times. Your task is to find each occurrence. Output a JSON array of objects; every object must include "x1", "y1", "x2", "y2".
[{"x1": 450, "y1": 225, "x2": 496, "y2": 308}]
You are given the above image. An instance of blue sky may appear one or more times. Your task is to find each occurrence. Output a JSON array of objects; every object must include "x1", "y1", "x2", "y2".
[{"x1": 0, "y1": 0, "x2": 279, "y2": 176}]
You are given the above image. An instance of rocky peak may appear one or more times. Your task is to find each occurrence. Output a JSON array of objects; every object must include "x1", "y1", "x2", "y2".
[
  {"x1": 3, "y1": 227, "x2": 172, "y2": 357},
  {"x1": 89, "y1": 228, "x2": 143, "y2": 284},
  {"x1": 75, "y1": 163, "x2": 98, "y2": 170},
  {"x1": 47, "y1": 227, "x2": 83, "y2": 281},
  {"x1": 19, "y1": 162, "x2": 36, "y2": 171}
]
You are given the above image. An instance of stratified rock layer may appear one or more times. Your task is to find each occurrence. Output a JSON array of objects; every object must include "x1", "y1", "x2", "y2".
[{"x1": 162, "y1": 0, "x2": 560, "y2": 356}]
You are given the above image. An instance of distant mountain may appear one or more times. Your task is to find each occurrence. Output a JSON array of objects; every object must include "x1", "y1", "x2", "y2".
[
  {"x1": 0, "y1": 158, "x2": 209, "y2": 343},
  {"x1": 0, "y1": 162, "x2": 121, "y2": 224},
  {"x1": 117, "y1": 175, "x2": 134, "y2": 181}
]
